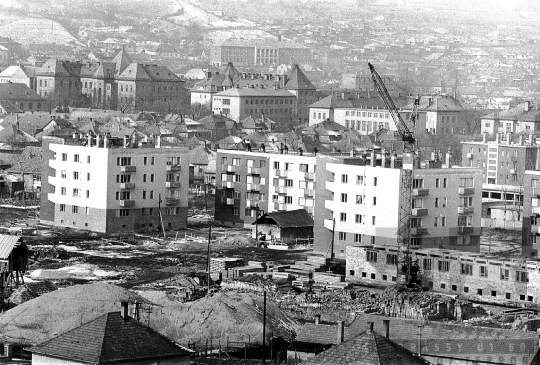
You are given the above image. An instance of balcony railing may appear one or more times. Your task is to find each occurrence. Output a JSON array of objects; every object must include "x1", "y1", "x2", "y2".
[
  {"x1": 119, "y1": 199, "x2": 134, "y2": 207},
  {"x1": 277, "y1": 186, "x2": 289, "y2": 194},
  {"x1": 466, "y1": 152, "x2": 473, "y2": 159},
  {"x1": 224, "y1": 181, "x2": 235, "y2": 189},
  {"x1": 411, "y1": 208, "x2": 428, "y2": 216},
  {"x1": 120, "y1": 165, "x2": 136, "y2": 173},
  {"x1": 459, "y1": 226, "x2": 474, "y2": 234},
  {"x1": 458, "y1": 187, "x2": 475, "y2": 195},
  {"x1": 166, "y1": 181, "x2": 181, "y2": 188},
  {"x1": 222, "y1": 164, "x2": 236, "y2": 173},
  {"x1": 275, "y1": 170, "x2": 288, "y2": 178},
  {"x1": 120, "y1": 182, "x2": 135, "y2": 190},
  {"x1": 247, "y1": 167, "x2": 261, "y2": 175},
  {"x1": 533, "y1": 188, "x2": 540, "y2": 197},
  {"x1": 247, "y1": 183, "x2": 260, "y2": 191},
  {"x1": 304, "y1": 172, "x2": 315, "y2": 180},
  {"x1": 410, "y1": 227, "x2": 428, "y2": 235},
  {"x1": 304, "y1": 189, "x2": 315, "y2": 197},
  {"x1": 246, "y1": 199, "x2": 259, "y2": 208},
  {"x1": 457, "y1": 206, "x2": 474, "y2": 214},
  {"x1": 165, "y1": 198, "x2": 180, "y2": 206},
  {"x1": 166, "y1": 165, "x2": 181, "y2": 172},
  {"x1": 412, "y1": 188, "x2": 429, "y2": 196},
  {"x1": 533, "y1": 206, "x2": 540, "y2": 215}
]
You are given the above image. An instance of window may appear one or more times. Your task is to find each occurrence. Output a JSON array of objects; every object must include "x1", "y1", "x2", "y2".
[
  {"x1": 61, "y1": 187, "x2": 66, "y2": 195},
  {"x1": 285, "y1": 196, "x2": 293, "y2": 204},
  {"x1": 340, "y1": 213, "x2": 347, "y2": 221},
  {"x1": 423, "y1": 258, "x2": 432, "y2": 270},
  {"x1": 413, "y1": 179, "x2": 423, "y2": 188},
  {"x1": 72, "y1": 206, "x2": 79, "y2": 214},
  {"x1": 373, "y1": 197, "x2": 377, "y2": 205},
  {"x1": 357, "y1": 175, "x2": 364, "y2": 185},
  {"x1": 285, "y1": 179, "x2": 293, "y2": 187},
  {"x1": 338, "y1": 232, "x2": 347, "y2": 241},
  {"x1": 150, "y1": 191, "x2": 154, "y2": 199},
  {"x1": 87, "y1": 173, "x2": 90, "y2": 181},
  {"x1": 356, "y1": 195, "x2": 363, "y2": 204},
  {"x1": 441, "y1": 217, "x2": 446, "y2": 226},
  {"x1": 61, "y1": 170, "x2": 66, "y2": 179},
  {"x1": 86, "y1": 207, "x2": 90, "y2": 215},
  {"x1": 373, "y1": 177, "x2": 377, "y2": 186},
  {"x1": 273, "y1": 161, "x2": 280, "y2": 170},
  {"x1": 516, "y1": 271, "x2": 529, "y2": 283},
  {"x1": 59, "y1": 204, "x2": 65, "y2": 212},
  {"x1": 341, "y1": 193, "x2": 348, "y2": 203},
  {"x1": 150, "y1": 174, "x2": 155, "y2": 182},
  {"x1": 355, "y1": 214, "x2": 362, "y2": 223},
  {"x1": 491, "y1": 290, "x2": 497, "y2": 297},
  {"x1": 117, "y1": 157, "x2": 132, "y2": 166},
  {"x1": 73, "y1": 171, "x2": 79, "y2": 180},
  {"x1": 118, "y1": 209, "x2": 130, "y2": 217},
  {"x1": 461, "y1": 263, "x2": 473, "y2": 275},
  {"x1": 143, "y1": 191, "x2": 146, "y2": 199},
  {"x1": 86, "y1": 190, "x2": 89, "y2": 198},
  {"x1": 354, "y1": 234, "x2": 361, "y2": 243},
  {"x1": 341, "y1": 174, "x2": 348, "y2": 183},
  {"x1": 386, "y1": 253, "x2": 397, "y2": 265},
  {"x1": 73, "y1": 188, "x2": 79, "y2": 197},
  {"x1": 74, "y1": 154, "x2": 79, "y2": 162},
  {"x1": 232, "y1": 158, "x2": 240, "y2": 166},
  {"x1": 144, "y1": 157, "x2": 148, "y2": 165},
  {"x1": 435, "y1": 198, "x2": 439, "y2": 208},
  {"x1": 143, "y1": 174, "x2": 147, "y2": 182},
  {"x1": 480, "y1": 266, "x2": 488, "y2": 277},
  {"x1": 367, "y1": 251, "x2": 377, "y2": 262},
  {"x1": 151, "y1": 157, "x2": 155, "y2": 165},
  {"x1": 438, "y1": 260, "x2": 450, "y2": 272},
  {"x1": 500, "y1": 268, "x2": 509, "y2": 281},
  {"x1": 435, "y1": 178, "x2": 440, "y2": 188},
  {"x1": 372, "y1": 216, "x2": 376, "y2": 225},
  {"x1": 443, "y1": 178, "x2": 447, "y2": 188}
]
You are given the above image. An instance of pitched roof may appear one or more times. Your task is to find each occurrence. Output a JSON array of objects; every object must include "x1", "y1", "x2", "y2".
[
  {"x1": 0, "y1": 235, "x2": 22, "y2": 260},
  {"x1": 303, "y1": 330, "x2": 429, "y2": 365},
  {"x1": 28, "y1": 312, "x2": 191, "y2": 364},
  {"x1": 285, "y1": 64, "x2": 315, "y2": 90},
  {"x1": 112, "y1": 47, "x2": 133, "y2": 75},
  {"x1": 214, "y1": 87, "x2": 294, "y2": 98},
  {"x1": 254, "y1": 209, "x2": 313, "y2": 228},
  {"x1": 0, "y1": 83, "x2": 45, "y2": 102},
  {"x1": 351, "y1": 314, "x2": 540, "y2": 365},
  {"x1": 117, "y1": 63, "x2": 182, "y2": 82}
]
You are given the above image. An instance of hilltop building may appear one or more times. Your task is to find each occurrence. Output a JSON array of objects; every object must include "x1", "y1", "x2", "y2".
[
  {"x1": 0, "y1": 83, "x2": 47, "y2": 114},
  {"x1": 481, "y1": 101, "x2": 540, "y2": 135},
  {"x1": 40, "y1": 134, "x2": 189, "y2": 234},
  {"x1": 0, "y1": 65, "x2": 37, "y2": 91},
  {"x1": 210, "y1": 37, "x2": 310, "y2": 66}
]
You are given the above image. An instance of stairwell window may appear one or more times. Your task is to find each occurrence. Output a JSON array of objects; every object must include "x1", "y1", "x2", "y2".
[
  {"x1": 461, "y1": 263, "x2": 473, "y2": 276},
  {"x1": 341, "y1": 174, "x2": 348, "y2": 183},
  {"x1": 438, "y1": 260, "x2": 450, "y2": 272},
  {"x1": 480, "y1": 266, "x2": 488, "y2": 277},
  {"x1": 338, "y1": 232, "x2": 346, "y2": 241},
  {"x1": 367, "y1": 250, "x2": 377, "y2": 262},
  {"x1": 340, "y1": 213, "x2": 346, "y2": 221}
]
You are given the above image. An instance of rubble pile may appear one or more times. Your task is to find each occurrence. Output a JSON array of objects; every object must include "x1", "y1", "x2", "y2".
[
  {"x1": 221, "y1": 275, "x2": 277, "y2": 293},
  {"x1": 215, "y1": 234, "x2": 253, "y2": 246},
  {"x1": 275, "y1": 287, "x2": 487, "y2": 323},
  {"x1": 29, "y1": 245, "x2": 69, "y2": 261}
]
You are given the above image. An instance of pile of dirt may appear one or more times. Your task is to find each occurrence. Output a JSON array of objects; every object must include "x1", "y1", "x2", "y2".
[
  {"x1": 139, "y1": 291, "x2": 299, "y2": 347},
  {"x1": 0, "y1": 282, "x2": 150, "y2": 345}
]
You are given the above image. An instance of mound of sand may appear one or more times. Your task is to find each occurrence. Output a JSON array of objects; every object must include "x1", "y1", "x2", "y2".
[
  {"x1": 0, "y1": 282, "x2": 150, "y2": 345},
  {"x1": 139, "y1": 291, "x2": 298, "y2": 346}
]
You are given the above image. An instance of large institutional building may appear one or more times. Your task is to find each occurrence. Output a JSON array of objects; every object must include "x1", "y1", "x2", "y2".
[
  {"x1": 40, "y1": 135, "x2": 189, "y2": 234},
  {"x1": 210, "y1": 38, "x2": 310, "y2": 67},
  {"x1": 35, "y1": 49, "x2": 189, "y2": 113}
]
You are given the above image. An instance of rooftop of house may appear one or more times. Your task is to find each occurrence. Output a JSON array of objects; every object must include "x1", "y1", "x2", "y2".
[
  {"x1": 0, "y1": 83, "x2": 45, "y2": 102},
  {"x1": 254, "y1": 209, "x2": 314, "y2": 228},
  {"x1": 27, "y1": 311, "x2": 192, "y2": 363}
]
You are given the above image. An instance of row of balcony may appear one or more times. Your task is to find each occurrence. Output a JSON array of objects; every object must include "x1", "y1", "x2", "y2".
[
  {"x1": 118, "y1": 181, "x2": 181, "y2": 189},
  {"x1": 411, "y1": 187, "x2": 475, "y2": 197},
  {"x1": 119, "y1": 165, "x2": 181, "y2": 173},
  {"x1": 118, "y1": 197, "x2": 179, "y2": 207}
]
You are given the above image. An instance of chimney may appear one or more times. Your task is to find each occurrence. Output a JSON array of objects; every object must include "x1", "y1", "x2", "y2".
[
  {"x1": 483, "y1": 132, "x2": 487, "y2": 143},
  {"x1": 315, "y1": 314, "x2": 321, "y2": 325},
  {"x1": 123, "y1": 135, "x2": 129, "y2": 148},
  {"x1": 87, "y1": 133, "x2": 92, "y2": 147},
  {"x1": 383, "y1": 320, "x2": 390, "y2": 339},
  {"x1": 156, "y1": 134, "x2": 162, "y2": 148},
  {"x1": 120, "y1": 301, "x2": 129, "y2": 320},
  {"x1": 370, "y1": 150, "x2": 376, "y2": 167},
  {"x1": 94, "y1": 134, "x2": 100, "y2": 148},
  {"x1": 368, "y1": 322, "x2": 374, "y2": 332},
  {"x1": 337, "y1": 321, "x2": 345, "y2": 343}
]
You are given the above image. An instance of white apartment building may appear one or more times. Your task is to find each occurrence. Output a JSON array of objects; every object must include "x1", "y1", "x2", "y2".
[
  {"x1": 313, "y1": 153, "x2": 483, "y2": 259},
  {"x1": 40, "y1": 135, "x2": 189, "y2": 234}
]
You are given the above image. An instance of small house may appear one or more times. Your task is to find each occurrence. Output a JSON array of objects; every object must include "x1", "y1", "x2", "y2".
[{"x1": 253, "y1": 209, "x2": 314, "y2": 243}]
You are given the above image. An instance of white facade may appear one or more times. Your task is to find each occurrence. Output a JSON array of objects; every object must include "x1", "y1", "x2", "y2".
[
  {"x1": 309, "y1": 107, "x2": 332, "y2": 125},
  {"x1": 333, "y1": 108, "x2": 394, "y2": 134}
]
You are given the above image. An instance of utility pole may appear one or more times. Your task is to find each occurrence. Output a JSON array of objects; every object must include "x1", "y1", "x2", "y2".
[
  {"x1": 330, "y1": 218, "x2": 335, "y2": 260},
  {"x1": 207, "y1": 225, "x2": 212, "y2": 296},
  {"x1": 262, "y1": 290, "x2": 267, "y2": 364},
  {"x1": 158, "y1": 193, "x2": 166, "y2": 238},
  {"x1": 255, "y1": 204, "x2": 260, "y2": 243}
]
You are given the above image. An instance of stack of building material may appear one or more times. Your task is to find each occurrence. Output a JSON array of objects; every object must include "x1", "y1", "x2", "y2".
[{"x1": 209, "y1": 257, "x2": 244, "y2": 273}]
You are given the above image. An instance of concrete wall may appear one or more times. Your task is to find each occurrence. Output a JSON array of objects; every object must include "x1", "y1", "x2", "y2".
[{"x1": 347, "y1": 245, "x2": 540, "y2": 304}]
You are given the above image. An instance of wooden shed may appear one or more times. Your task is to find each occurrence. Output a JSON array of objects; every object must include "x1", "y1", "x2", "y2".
[{"x1": 253, "y1": 209, "x2": 314, "y2": 244}]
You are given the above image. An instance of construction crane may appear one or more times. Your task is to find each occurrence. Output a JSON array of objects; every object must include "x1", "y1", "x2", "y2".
[{"x1": 368, "y1": 62, "x2": 419, "y2": 287}]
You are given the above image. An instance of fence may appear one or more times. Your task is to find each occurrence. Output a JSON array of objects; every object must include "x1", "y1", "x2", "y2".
[{"x1": 187, "y1": 334, "x2": 277, "y2": 362}]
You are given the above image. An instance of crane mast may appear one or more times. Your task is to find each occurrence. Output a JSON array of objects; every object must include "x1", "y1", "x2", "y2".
[{"x1": 368, "y1": 63, "x2": 418, "y2": 286}]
